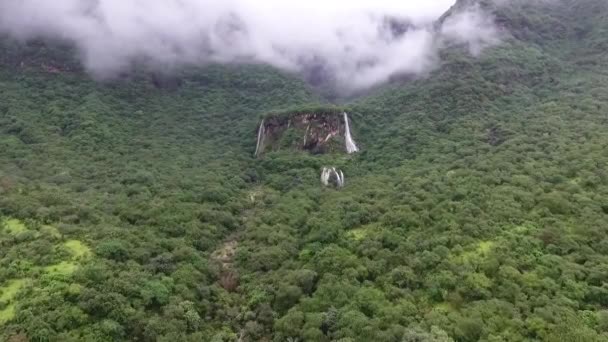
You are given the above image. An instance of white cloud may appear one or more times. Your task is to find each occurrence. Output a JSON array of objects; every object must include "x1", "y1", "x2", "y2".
[
  {"x1": 0, "y1": 0, "x2": 499, "y2": 91},
  {"x1": 441, "y1": 5, "x2": 501, "y2": 56}
]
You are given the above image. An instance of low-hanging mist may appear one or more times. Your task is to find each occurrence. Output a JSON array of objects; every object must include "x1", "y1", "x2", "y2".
[{"x1": 0, "y1": 0, "x2": 500, "y2": 91}]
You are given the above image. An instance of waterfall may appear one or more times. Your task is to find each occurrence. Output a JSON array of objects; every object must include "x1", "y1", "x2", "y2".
[
  {"x1": 321, "y1": 167, "x2": 331, "y2": 186},
  {"x1": 321, "y1": 167, "x2": 345, "y2": 188},
  {"x1": 254, "y1": 119, "x2": 265, "y2": 157},
  {"x1": 343, "y1": 112, "x2": 359, "y2": 154},
  {"x1": 303, "y1": 124, "x2": 311, "y2": 146}
]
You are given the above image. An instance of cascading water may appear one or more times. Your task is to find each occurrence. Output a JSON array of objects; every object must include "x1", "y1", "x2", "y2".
[
  {"x1": 254, "y1": 119, "x2": 265, "y2": 157},
  {"x1": 321, "y1": 168, "x2": 331, "y2": 186},
  {"x1": 303, "y1": 124, "x2": 310, "y2": 146},
  {"x1": 343, "y1": 112, "x2": 359, "y2": 154},
  {"x1": 321, "y1": 167, "x2": 345, "y2": 188}
]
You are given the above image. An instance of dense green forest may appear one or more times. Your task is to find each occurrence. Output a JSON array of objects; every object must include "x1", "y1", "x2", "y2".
[{"x1": 2, "y1": 0, "x2": 608, "y2": 341}]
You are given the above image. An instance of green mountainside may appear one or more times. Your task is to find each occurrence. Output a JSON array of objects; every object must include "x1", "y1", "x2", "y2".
[{"x1": 2, "y1": 0, "x2": 608, "y2": 341}]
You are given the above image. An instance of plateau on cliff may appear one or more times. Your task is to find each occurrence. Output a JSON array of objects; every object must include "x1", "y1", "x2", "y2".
[{"x1": 254, "y1": 105, "x2": 360, "y2": 156}]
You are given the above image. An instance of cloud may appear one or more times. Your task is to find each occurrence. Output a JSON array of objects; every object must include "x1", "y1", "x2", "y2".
[
  {"x1": 0, "y1": 0, "x2": 500, "y2": 91},
  {"x1": 440, "y1": 5, "x2": 501, "y2": 56}
]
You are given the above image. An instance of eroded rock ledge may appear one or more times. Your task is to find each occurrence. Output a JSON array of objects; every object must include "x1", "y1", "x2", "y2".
[{"x1": 255, "y1": 106, "x2": 359, "y2": 156}]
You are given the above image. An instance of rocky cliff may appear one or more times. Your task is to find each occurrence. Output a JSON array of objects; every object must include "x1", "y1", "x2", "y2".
[{"x1": 254, "y1": 109, "x2": 359, "y2": 156}]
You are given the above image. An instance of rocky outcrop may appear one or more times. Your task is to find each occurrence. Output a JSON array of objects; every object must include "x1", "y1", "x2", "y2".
[{"x1": 254, "y1": 111, "x2": 359, "y2": 156}]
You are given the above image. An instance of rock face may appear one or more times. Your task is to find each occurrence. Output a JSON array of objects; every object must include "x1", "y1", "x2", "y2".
[{"x1": 255, "y1": 112, "x2": 359, "y2": 156}]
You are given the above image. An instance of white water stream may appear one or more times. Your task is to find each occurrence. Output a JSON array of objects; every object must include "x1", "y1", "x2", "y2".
[
  {"x1": 254, "y1": 119, "x2": 265, "y2": 157},
  {"x1": 343, "y1": 112, "x2": 359, "y2": 154},
  {"x1": 321, "y1": 167, "x2": 345, "y2": 187}
]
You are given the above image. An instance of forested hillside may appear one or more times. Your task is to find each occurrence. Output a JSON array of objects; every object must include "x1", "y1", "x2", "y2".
[{"x1": 2, "y1": 0, "x2": 608, "y2": 341}]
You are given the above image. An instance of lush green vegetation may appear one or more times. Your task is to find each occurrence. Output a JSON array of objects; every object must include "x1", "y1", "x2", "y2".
[{"x1": 2, "y1": 0, "x2": 608, "y2": 341}]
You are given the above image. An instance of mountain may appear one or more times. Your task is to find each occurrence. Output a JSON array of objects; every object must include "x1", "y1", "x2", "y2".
[{"x1": 2, "y1": 0, "x2": 608, "y2": 341}]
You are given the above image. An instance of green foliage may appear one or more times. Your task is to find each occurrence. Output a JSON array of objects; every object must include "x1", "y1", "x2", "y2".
[
  {"x1": 0, "y1": 279, "x2": 25, "y2": 304},
  {"x1": 3, "y1": 218, "x2": 27, "y2": 235},
  {"x1": 3, "y1": 0, "x2": 608, "y2": 340}
]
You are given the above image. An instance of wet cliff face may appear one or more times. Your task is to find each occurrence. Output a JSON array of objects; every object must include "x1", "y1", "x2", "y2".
[{"x1": 256, "y1": 112, "x2": 349, "y2": 155}]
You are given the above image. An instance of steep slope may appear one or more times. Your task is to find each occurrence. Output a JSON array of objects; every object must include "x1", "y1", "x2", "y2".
[
  {"x1": 254, "y1": 106, "x2": 359, "y2": 156},
  {"x1": 2, "y1": 0, "x2": 608, "y2": 341},
  {"x1": 0, "y1": 39, "x2": 323, "y2": 341},
  {"x1": 233, "y1": 1, "x2": 608, "y2": 341}
]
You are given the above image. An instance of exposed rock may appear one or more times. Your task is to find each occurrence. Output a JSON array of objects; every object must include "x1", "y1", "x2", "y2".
[
  {"x1": 211, "y1": 240, "x2": 239, "y2": 292},
  {"x1": 211, "y1": 240, "x2": 238, "y2": 269},
  {"x1": 254, "y1": 111, "x2": 359, "y2": 156}
]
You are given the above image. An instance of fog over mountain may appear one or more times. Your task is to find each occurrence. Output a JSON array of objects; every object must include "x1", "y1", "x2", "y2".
[
  {"x1": 4, "y1": 0, "x2": 608, "y2": 341},
  {"x1": 0, "y1": 0, "x2": 500, "y2": 91}
]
